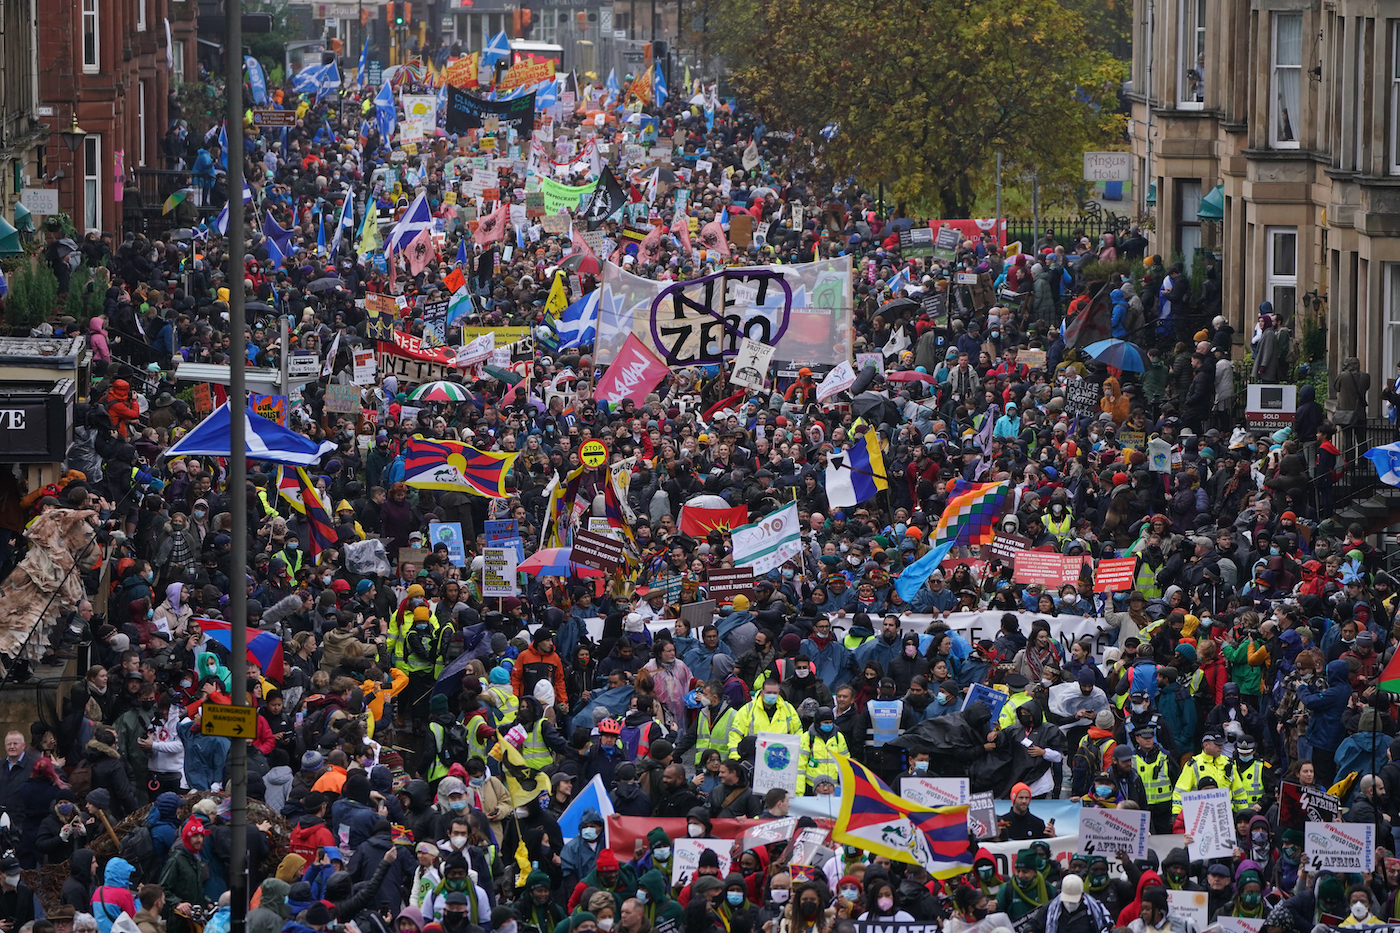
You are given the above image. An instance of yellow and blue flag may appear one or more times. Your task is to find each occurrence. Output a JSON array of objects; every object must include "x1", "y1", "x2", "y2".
[
  {"x1": 833, "y1": 755, "x2": 972, "y2": 879},
  {"x1": 403, "y1": 435, "x2": 517, "y2": 497},
  {"x1": 824, "y1": 426, "x2": 888, "y2": 508}
]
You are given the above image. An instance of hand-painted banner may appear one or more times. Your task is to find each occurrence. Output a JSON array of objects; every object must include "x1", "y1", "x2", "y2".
[
  {"x1": 540, "y1": 177, "x2": 598, "y2": 216},
  {"x1": 499, "y1": 57, "x2": 555, "y2": 92},
  {"x1": 445, "y1": 87, "x2": 536, "y2": 136},
  {"x1": 892, "y1": 611, "x2": 1114, "y2": 657},
  {"x1": 596, "y1": 257, "x2": 853, "y2": 368}
]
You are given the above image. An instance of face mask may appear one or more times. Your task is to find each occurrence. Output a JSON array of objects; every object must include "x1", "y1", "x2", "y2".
[
  {"x1": 501, "y1": 924, "x2": 520, "y2": 933},
  {"x1": 877, "y1": 897, "x2": 894, "y2": 912},
  {"x1": 654, "y1": 847, "x2": 672, "y2": 862},
  {"x1": 598, "y1": 921, "x2": 614, "y2": 931},
  {"x1": 323, "y1": 576, "x2": 333, "y2": 585},
  {"x1": 4, "y1": 874, "x2": 19, "y2": 887},
  {"x1": 1353, "y1": 903, "x2": 1371, "y2": 920},
  {"x1": 913, "y1": 760, "x2": 929, "y2": 773},
  {"x1": 288, "y1": 541, "x2": 299, "y2": 550},
  {"x1": 800, "y1": 902, "x2": 820, "y2": 918},
  {"x1": 688, "y1": 824, "x2": 705, "y2": 837},
  {"x1": 972, "y1": 908, "x2": 989, "y2": 920},
  {"x1": 1132, "y1": 702, "x2": 1149, "y2": 714},
  {"x1": 764, "y1": 693, "x2": 778, "y2": 706},
  {"x1": 1283, "y1": 846, "x2": 1300, "y2": 860},
  {"x1": 443, "y1": 914, "x2": 467, "y2": 930},
  {"x1": 796, "y1": 667, "x2": 811, "y2": 679},
  {"x1": 636, "y1": 890, "x2": 649, "y2": 905},
  {"x1": 515, "y1": 807, "x2": 529, "y2": 818},
  {"x1": 194, "y1": 510, "x2": 206, "y2": 519},
  {"x1": 1239, "y1": 755, "x2": 1253, "y2": 764},
  {"x1": 1095, "y1": 784, "x2": 1114, "y2": 797},
  {"x1": 1252, "y1": 830, "x2": 1269, "y2": 844},
  {"x1": 819, "y1": 722, "x2": 834, "y2": 735},
  {"x1": 1241, "y1": 893, "x2": 1261, "y2": 908},
  {"x1": 450, "y1": 835, "x2": 468, "y2": 849},
  {"x1": 771, "y1": 890, "x2": 790, "y2": 904},
  {"x1": 582, "y1": 827, "x2": 600, "y2": 842},
  {"x1": 847, "y1": 556, "x2": 860, "y2": 566},
  {"x1": 783, "y1": 569, "x2": 795, "y2": 580},
  {"x1": 905, "y1": 645, "x2": 917, "y2": 658},
  {"x1": 469, "y1": 777, "x2": 485, "y2": 787},
  {"x1": 840, "y1": 888, "x2": 859, "y2": 901},
  {"x1": 728, "y1": 892, "x2": 745, "y2": 906},
  {"x1": 1041, "y1": 677, "x2": 1053, "y2": 687}
]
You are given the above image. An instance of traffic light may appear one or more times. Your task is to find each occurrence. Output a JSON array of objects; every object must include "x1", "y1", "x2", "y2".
[
  {"x1": 513, "y1": 8, "x2": 533, "y2": 37},
  {"x1": 403, "y1": 3, "x2": 412, "y2": 23},
  {"x1": 386, "y1": 2, "x2": 397, "y2": 23}
]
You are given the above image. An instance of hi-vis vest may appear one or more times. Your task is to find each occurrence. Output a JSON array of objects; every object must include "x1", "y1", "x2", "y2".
[
  {"x1": 1044, "y1": 512, "x2": 1073, "y2": 542},
  {"x1": 867, "y1": 700, "x2": 903, "y2": 746},
  {"x1": 399, "y1": 617, "x2": 439, "y2": 674},
  {"x1": 1135, "y1": 561, "x2": 1163, "y2": 599},
  {"x1": 1235, "y1": 760, "x2": 1269, "y2": 808},
  {"x1": 728, "y1": 698, "x2": 801, "y2": 757},
  {"x1": 799, "y1": 730, "x2": 849, "y2": 792},
  {"x1": 427, "y1": 722, "x2": 451, "y2": 781},
  {"x1": 520, "y1": 719, "x2": 553, "y2": 770},
  {"x1": 466, "y1": 716, "x2": 493, "y2": 763},
  {"x1": 1135, "y1": 752, "x2": 1174, "y2": 804},
  {"x1": 695, "y1": 706, "x2": 736, "y2": 765},
  {"x1": 487, "y1": 683, "x2": 519, "y2": 724},
  {"x1": 1173, "y1": 752, "x2": 1237, "y2": 812}
]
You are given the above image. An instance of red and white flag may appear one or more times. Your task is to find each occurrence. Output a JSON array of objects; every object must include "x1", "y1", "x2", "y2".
[{"x1": 595, "y1": 333, "x2": 668, "y2": 408}]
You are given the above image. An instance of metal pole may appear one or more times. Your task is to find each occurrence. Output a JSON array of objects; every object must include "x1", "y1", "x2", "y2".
[
  {"x1": 224, "y1": 3, "x2": 250, "y2": 933},
  {"x1": 995, "y1": 152, "x2": 1003, "y2": 224},
  {"x1": 1031, "y1": 170, "x2": 1039, "y2": 255}
]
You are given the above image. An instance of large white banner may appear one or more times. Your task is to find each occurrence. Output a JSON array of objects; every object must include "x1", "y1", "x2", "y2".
[
  {"x1": 894, "y1": 611, "x2": 1115, "y2": 657},
  {"x1": 731, "y1": 502, "x2": 803, "y2": 574},
  {"x1": 596, "y1": 258, "x2": 853, "y2": 367}
]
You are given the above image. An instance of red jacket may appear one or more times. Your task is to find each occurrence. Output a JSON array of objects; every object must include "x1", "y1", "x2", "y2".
[
  {"x1": 289, "y1": 815, "x2": 337, "y2": 861},
  {"x1": 105, "y1": 380, "x2": 141, "y2": 438}
]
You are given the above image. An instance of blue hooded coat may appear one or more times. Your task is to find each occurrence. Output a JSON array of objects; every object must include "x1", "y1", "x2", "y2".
[{"x1": 1296, "y1": 659, "x2": 1353, "y2": 752}]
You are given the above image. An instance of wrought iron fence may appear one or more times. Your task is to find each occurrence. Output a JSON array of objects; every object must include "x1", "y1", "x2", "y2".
[{"x1": 1003, "y1": 208, "x2": 1136, "y2": 250}]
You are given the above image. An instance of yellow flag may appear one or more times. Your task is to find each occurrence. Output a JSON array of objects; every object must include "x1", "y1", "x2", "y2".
[
  {"x1": 545, "y1": 271, "x2": 569, "y2": 316},
  {"x1": 356, "y1": 207, "x2": 381, "y2": 256}
]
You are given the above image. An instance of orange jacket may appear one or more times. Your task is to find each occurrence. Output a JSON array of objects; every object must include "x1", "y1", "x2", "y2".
[
  {"x1": 105, "y1": 380, "x2": 141, "y2": 438},
  {"x1": 510, "y1": 644, "x2": 569, "y2": 707}
]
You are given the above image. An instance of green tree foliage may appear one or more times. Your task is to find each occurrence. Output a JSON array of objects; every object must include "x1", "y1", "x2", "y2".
[{"x1": 714, "y1": 0, "x2": 1126, "y2": 217}]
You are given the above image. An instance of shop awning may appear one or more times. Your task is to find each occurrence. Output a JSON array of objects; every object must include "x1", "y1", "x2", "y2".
[
  {"x1": 1145, "y1": 182, "x2": 1157, "y2": 206},
  {"x1": 13, "y1": 202, "x2": 33, "y2": 232},
  {"x1": 1197, "y1": 183, "x2": 1225, "y2": 221},
  {"x1": 0, "y1": 216, "x2": 23, "y2": 255}
]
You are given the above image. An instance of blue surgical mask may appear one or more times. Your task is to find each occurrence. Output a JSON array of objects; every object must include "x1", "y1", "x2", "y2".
[
  {"x1": 913, "y1": 760, "x2": 928, "y2": 773},
  {"x1": 819, "y1": 722, "x2": 834, "y2": 734},
  {"x1": 449, "y1": 799, "x2": 467, "y2": 811},
  {"x1": 582, "y1": 827, "x2": 600, "y2": 842},
  {"x1": 764, "y1": 693, "x2": 777, "y2": 706},
  {"x1": 727, "y1": 892, "x2": 744, "y2": 906},
  {"x1": 1095, "y1": 784, "x2": 1114, "y2": 797},
  {"x1": 636, "y1": 890, "x2": 649, "y2": 905}
]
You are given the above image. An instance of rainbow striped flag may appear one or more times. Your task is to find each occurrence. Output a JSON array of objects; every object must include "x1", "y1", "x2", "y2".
[
  {"x1": 402, "y1": 435, "x2": 517, "y2": 497},
  {"x1": 929, "y1": 479, "x2": 1010, "y2": 549},
  {"x1": 833, "y1": 755, "x2": 972, "y2": 878}
]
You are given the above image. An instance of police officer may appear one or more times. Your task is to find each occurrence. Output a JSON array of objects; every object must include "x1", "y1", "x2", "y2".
[
  {"x1": 799, "y1": 706, "x2": 849, "y2": 793},
  {"x1": 1232, "y1": 736, "x2": 1274, "y2": 812},
  {"x1": 1173, "y1": 731, "x2": 1239, "y2": 815},
  {"x1": 1131, "y1": 724, "x2": 1180, "y2": 834}
]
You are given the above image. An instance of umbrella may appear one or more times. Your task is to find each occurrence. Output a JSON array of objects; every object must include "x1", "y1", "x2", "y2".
[
  {"x1": 1366, "y1": 444, "x2": 1400, "y2": 487},
  {"x1": 633, "y1": 166, "x2": 677, "y2": 186},
  {"x1": 886, "y1": 218, "x2": 916, "y2": 233},
  {"x1": 886, "y1": 370, "x2": 937, "y2": 384},
  {"x1": 560, "y1": 253, "x2": 601, "y2": 276},
  {"x1": 749, "y1": 186, "x2": 777, "y2": 203},
  {"x1": 1082, "y1": 338, "x2": 1147, "y2": 372},
  {"x1": 850, "y1": 391, "x2": 901, "y2": 428},
  {"x1": 306, "y1": 276, "x2": 343, "y2": 293},
  {"x1": 408, "y1": 381, "x2": 473, "y2": 402},
  {"x1": 518, "y1": 547, "x2": 604, "y2": 578},
  {"x1": 165, "y1": 401, "x2": 337, "y2": 466},
  {"x1": 683, "y1": 494, "x2": 732, "y2": 510},
  {"x1": 245, "y1": 301, "x2": 275, "y2": 313},
  {"x1": 877, "y1": 297, "x2": 920, "y2": 317},
  {"x1": 484, "y1": 365, "x2": 524, "y2": 386}
]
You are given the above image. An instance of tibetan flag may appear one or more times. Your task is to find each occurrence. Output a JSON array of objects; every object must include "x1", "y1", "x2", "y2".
[
  {"x1": 832, "y1": 755, "x2": 972, "y2": 879},
  {"x1": 929, "y1": 479, "x2": 1011, "y2": 550},
  {"x1": 194, "y1": 617, "x2": 285, "y2": 684},
  {"x1": 276, "y1": 464, "x2": 329, "y2": 515},
  {"x1": 824, "y1": 426, "x2": 888, "y2": 508},
  {"x1": 679, "y1": 503, "x2": 749, "y2": 538},
  {"x1": 162, "y1": 188, "x2": 191, "y2": 214},
  {"x1": 294, "y1": 467, "x2": 337, "y2": 558},
  {"x1": 403, "y1": 435, "x2": 517, "y2": 497}
]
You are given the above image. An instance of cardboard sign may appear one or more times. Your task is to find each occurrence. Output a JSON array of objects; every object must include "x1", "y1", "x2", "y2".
[
  {"x1": 1118, "y1": 429, "x2": 1145, "y2": 450},
  {"x1": 968, "y1": 792, "x2": 999, "y2": 840},
  {"x1": 897, "y1": 777, "x2": 970, "y2": 808},
  {"x1": 1180, "y1": 788, "x2": 1235, "y2": 860},
  {"x1": 754, "y1": 732, "x2": 801, "y2": 796},
  {"x1": 1020, "y1": 349, "x2": 1047, "y2": 369},
  {"x1": 1166, "y1": 890, "x2": 1209, "y2": 933},
  {"x1": 1218, "y1": 919, "x2": 1266, "y2": 933},
  {"x1": 1305, "y1": 821, "x2": 1374, "y2": 872},
  {"x1": 1012, "y1": 551, "x2": 1070, "y2": 587},
  {"x1": 352, "y1": 350, "x2": 377, "y2": 385},
  {"x1": 728, "y1": 213, "x2": 753, "y2": 247},
  {"x1": 1093, "y1": 557, "x2": 1139, "y2": 593},
  {"x1": 1079, "y1": 807, "x2": 1150, "y2": 859},
  {"x1": 989, "y1": 533, "x2": 1032, "y2": 563},
  {"x1": 429, "y1": 521, "x2": 468, "y2": 567},
  {"x1": 730, "y1": 336, "x2": 777, "y2": 390},
  {"x1": 250, "y1": 393, "x2": 288, "y2": 425},
  {"x1": 1064, "y1": 381, "x2": 1100, "y2": 418},
  {"x1": 324, "y1": 384, "x2": 360, "y2": 413},
  {"x1": 672, "y1": 839, "x2": 731, "y2": 888},
  {"x1": 193, "y1": 383, "x2": 214, "y2": 415},
  {"x1": 481, "y1": 546, "x2": 519, "y2": 597},
  {"x1": 1280, "y1": 783, "x2": 1341, "y2": 828},
  {"x1": 706, "y1": 567, "x2": 754, "y2": 603},
  {"x1": 571, "y1": 529, "x2": 626, "y2": 572}
]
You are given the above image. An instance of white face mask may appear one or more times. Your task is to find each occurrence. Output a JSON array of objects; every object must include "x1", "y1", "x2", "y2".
[
  {"x1": 1353, "y1": 903, "x2": 1371, "y2": 920},
  {"x1": 770, "y1": 889, "x2": 790, "y2": 904},
  {"x1": 3, "y1": 873, "x2": 18, "y2": 887},
  {"x1": 515, "y1": 807, "x2": 529, "y2": 818},
  {"x1": 450, "y1": 835, "x2": 468, "y2": 849},
  {"x1": 598, "y1": 921, "x2": 614, "y2": 931},
  {"x1": 688, "y1": 824, "x2": 705, "y2": 838}
]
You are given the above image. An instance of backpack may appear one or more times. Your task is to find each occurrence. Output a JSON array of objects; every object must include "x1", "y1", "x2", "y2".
[
  {"x1": 120, "y1": 824, "x2": 157, "y2": 881},
  {"x1": 618, "y1": 722, "x2": 647, "y2": 761},
  {"x1": 69, "y1": 758, "x2": 93, "y2": 798},
  {"x1": 1073, "y1": 735, "x2": 1114, "y2": 782},
  {"x1": 440, "y1": 722, "x2": 472, "y2": 763}
]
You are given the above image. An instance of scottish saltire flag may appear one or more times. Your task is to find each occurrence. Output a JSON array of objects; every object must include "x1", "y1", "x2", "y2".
[
  {"x1": 605, "y1": 68, "x2": 620, "y2": 104},
  {"x1": 929, "y1": 479, "x2": 1010, "y2": 549},
  {"x1": 292, "y1": 62, "x2": 324, "y2": 94},
  {"x1": 832, "y1": 755, "x2": 972, "y2": 878},
  {"x1": 824, "y1": 427, "x2": 889, "y2": 508},
  {"x1": 195, "y1": 617, "x2": 285, "y2": 683},
  {"x1": 1366, "y1": 443, "x2": 1400, "y2": 487},
  {"x1": 357, "y1": 41, "x2": 370, "y2": 86},
  {"x1": 403, "y1": 436, "x2": 517, "y2": 497},
  {"x1": 388, "y1": 192, "x2": 432, "y2": 254},
  {"x1": 654, "y1": 62, "x2": 668, "y2": 106},
  {"x1": 315, "y1": 61, "x2": 341, "y2": 101},
  {"x1": 295, "y1": 467, "x2": 337, "y2": 557},
  {"x1": 267, "y1": 233, "x2": 287, "y2": 268},
  {"x1": 558, "y1": 774, "x2": 616, "y2": 840},
  {"x1": 213, "y1": 202, "x2": 229, "y2": 236},
  {"x1": 245, "y1": 56, "x2": 269, "y2": 105},
  {"x1": 316, "y1": 213, "x2": 327, "y2": 254},
  {"x1": 556, "y1": 291, "x2": 599, "y2": 349},
  {"x1": 534, "y1": 79, "x2": 558, "y2": 111},
  {"x1": 219, "y1": 122, "x2": 228, "y2": 170},
  {"x1": 331, "y1": 191, "x2": 354, "y2": 259},
  {"x1": 375, "y1": 80, "x2": 397, "y2": 139},
  {"x1": 264, "y1": 210, "x2": 295, "y2": 255},
  {"x1": 483, "y1": 30, "x2": 512, "y2": 66}
]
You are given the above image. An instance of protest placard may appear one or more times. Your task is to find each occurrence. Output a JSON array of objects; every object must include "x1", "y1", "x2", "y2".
[
  {"x1": 1065, "y1": 381, "x2": 1101, "y2": 417},
  {"x1": 1093, "y1": 557, "x2": 1139, "y2": 593},
  {"x1": 754, "y1": 732, "x2": 801, "y2": 796},
  {"x1": 706, "y1": 567, "x2": 754, "y2": 603},
  {"x1": 1079, "y1": 807, "x2": 1150, "y2": 859},
  {"x1": 1305, "y1": 821, "x2": 1374, "y2": 872},
  {"x1": 989, "y1": 533, "x2": 1031, "y2": 563},
  {"x1": 1020, "y1": 349, "x2": 1047, "y2": 369},
  {"x1": 1166, "y1": 890, "x2": 1209, "y2": 932},
  {"x1": 1218, "y1": 919, "x2": 1266, "y2": 933},
  {"x1": 672, "y1": 839, "x2": 731, "y2": 887},
  {"x1": 961, "y1": 683, "x2": 1010, "y2": 721},
  {"x1": 352, "y1": 350, "x2": 377, "y2": 385},
  {"x1": 484, "y1": 519, "x2": 525, "y2": 561},
  {"x1": 250, "y1": 393, "x2": 287, "y2": 425},
  {"x1": 742, "y1": 818, "x2": 798, "y2": 850},
  {"x1": 1280, "y1": 783, "x2": 1341, "y2": 827},
  {"x1": 1012, "y1": 551, "x2": 1070, "y2": 587},
  {"x1": 968, "y1": 792, "x2": 999, "y2": 840},
  {"x1": 429, "y1": 522, "x2": 468, "y2": 567},
  {"x1": 324, "y1": 384, "x2": 360, "y2": 413},
  {"x1": 481, "y1": 547, "x2": 518, "y2": 597},
  {"x1": 571, "y1": 529, "x2": 626, "y2": 572},
  {"x1": 1181, "y1": 788, "x2": 1235, "y2": 859},
  {"x1": 897, "y1": 777, "x2": 970, "y2": 808},
  {"x1": 730, "y1": 337, "x2": 777, "y2": 390}
]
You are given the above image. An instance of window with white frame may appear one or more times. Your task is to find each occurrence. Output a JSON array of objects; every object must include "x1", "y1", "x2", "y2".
[
  {"x1": 83, "y1": 135, "x2": 100, "y2": 232},
  {"x1": 1179, "y1": 181, "x2": 1203, "y2": 274},
  {"x1": 1386, "y1": 263, "x2": 1400, "y2": 382},
  {"x1": 82, "y1": 0, "x2": 99, "y2": 72},
  {"x1": 1272, "y1": 13, "x2": 1302, "y2": 147},
  {"x1": 1267, "y1": 226, "x2": 1298, "y2": 323},
  {"x1": 137, "y1": 80, "x2": 147, "y2": 167},
  {"x1": 172, "y1": 39, "x2": 185, "y2": 83},
  {"x1": 137, "y1": 0, "x2": 146, "y2": 31},
  {"x1": 1179, "y1": 0, "x2": 1207, "y2": 106}
]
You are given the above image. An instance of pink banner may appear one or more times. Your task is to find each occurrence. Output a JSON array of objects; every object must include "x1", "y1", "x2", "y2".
[{"x1": 594, "y1": 332, "x2": 668, "y2": 408}]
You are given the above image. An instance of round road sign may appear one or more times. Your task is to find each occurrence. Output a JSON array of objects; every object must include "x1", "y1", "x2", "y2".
[{"x1": 579, "y1": 438, "x2": 609, "y2": 469}]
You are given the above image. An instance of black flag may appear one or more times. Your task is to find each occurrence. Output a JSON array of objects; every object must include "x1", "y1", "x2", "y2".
[{"x1": 580, "y1": 166, "x2": 628, "y2": 230}]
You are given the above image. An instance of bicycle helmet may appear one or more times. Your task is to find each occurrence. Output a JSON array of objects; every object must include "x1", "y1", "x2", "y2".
[{"x1": 597, "y1": 718, "x2": 622, "y2": 735}]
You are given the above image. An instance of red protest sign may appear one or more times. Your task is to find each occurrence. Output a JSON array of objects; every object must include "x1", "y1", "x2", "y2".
[
  {"x1": 443, "y1": 267, "x2": 466, "y2": 294},
  {"x1": 1093, "y1": 557, "x2": 1139, "y2": 593},
  {"x1": 1012, "y1": 551, "x2": 1069, "y2": 587}
]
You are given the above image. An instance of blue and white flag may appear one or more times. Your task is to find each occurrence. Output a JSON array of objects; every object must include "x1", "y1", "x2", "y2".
[
  {"x1": 267, "y1": 232, "x2": 287, "y2": 268},
  {"x1": 213, "y1": 201, "x2": 230, "y2": 236},
  {"x1": 315, "y1": 61, "x2": 341, "y2": 102},
  {"x1": 482, "y1": 30, "x2": 512, "y2": 67},
  {"x1": 316, "y1": 213, "x2": 326, "y2": 255},
  {"x1": 387, "y1": 192, "x2": 432, "y2": 255},
  {"x1": 218, "y1": 122, "x2": 228, "y2": 170},
  {"x1": 374, "y1": 80, "x2": 397, "y2": 139},
  {"x1": 292, "y1": 62, "x2": 325, "y2": 94},
  {"x1": 357, "y1": 41, "x2": 369, "y2": 86},
  {"x1": 556, "y1": 290, "x2": 599, "y2": 349},
  {"x1": 332, "y1": 190, "x2": 354, "y2": 259},
  {"x1": 557, "y1": 774, "x2": 615, "y2": 841},
  {"x1": 534, "y1": 79, "x2": 558, "y2": 111},
  {"x1": 605, "y1": 69, "x2": 620, "y2": 102},
  {"x1": 245, "y1": 56, "x2": 269, "y2": 105},
  {"x1": 654, "y1": 62, "x2": 668, "y2": 106}
]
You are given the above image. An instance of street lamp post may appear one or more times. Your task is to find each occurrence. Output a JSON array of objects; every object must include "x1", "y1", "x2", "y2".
[{"x1": 60, "y1": 113, "x2": 86, "y2": 225}]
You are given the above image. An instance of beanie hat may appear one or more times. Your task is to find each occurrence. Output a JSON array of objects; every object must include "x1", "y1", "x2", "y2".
[
  {"x1": 595, "y1": 849, "x2": 619, "y2": 871},
  {"x1": 356, "y1": 579, "x2": 373, "y2": 595},
  {"x1": 430, "y1": 694, "x2": 449, "y2": 716},
  {"x1": 490, "y1": 666, "x2": 510, "y2": 685},
  {"x1": 779, "y1": 633, "x2": 801, "y2": 655},
  {"x1": 1095, "y1": 709, "x2": 1115, "y2": 730},
  {"x1": 731, "y1": 594, "x2": 750, "y2": 611},
  {"x1": 406, "y1": 584, "x2": 425, "y2": 599},
  {"x1": 301, "y1": 750, "x2": 325, "y2": 772},
  {"x1": 413, "y1": 607, "x2": 431, "y2": 621}
]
